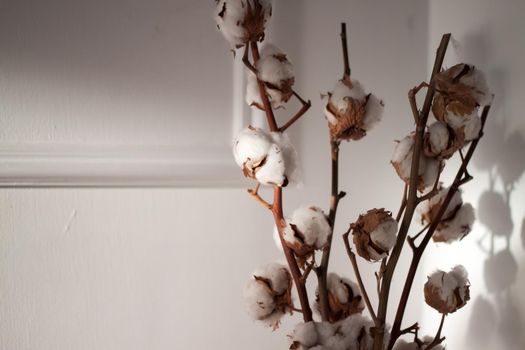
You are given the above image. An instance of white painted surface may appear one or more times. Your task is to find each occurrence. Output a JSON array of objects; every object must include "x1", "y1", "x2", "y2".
[
  {"x1": 0, "y1": 0, "x2": 244, "y2": 186},
  {"x1": 420, "y1": 1, "x2": 525, "y2": 349},
  {"x1": 0, "y1": 1, "x2": 523, "y2": 350}
]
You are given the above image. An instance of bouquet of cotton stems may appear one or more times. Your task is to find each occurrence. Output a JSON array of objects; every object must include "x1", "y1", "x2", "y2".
[{"x1": 214, "y1": 2, "x2": 493, "y2": 349}]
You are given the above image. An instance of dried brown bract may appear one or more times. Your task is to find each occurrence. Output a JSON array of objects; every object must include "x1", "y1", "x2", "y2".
[
  {"x1": 324, "y1": 76, "x2": 384, "y2": 141},
  {"x1": 350, "y1": 208, "x2": 398, "y2": 262},
  {"x1": 432, "y1": 63, "x2": 490, "y2": 124}
]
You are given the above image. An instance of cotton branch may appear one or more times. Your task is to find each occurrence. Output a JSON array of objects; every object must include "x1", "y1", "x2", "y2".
[
  {"x1": 343, "y1": 229, "x2": 378, "y2": 324},
  {"x1": 388, "y1": 105, "x2": 491, "y2": 348},
  {"x1": 373, "y1": 33, "x2": 452, "y2": 350},
  {"x1": 248, "y1": 40, "x2": 314, "y2": 322},
  {"x1": 316, "y1": 22, "x2": 350, "y2": 321}
]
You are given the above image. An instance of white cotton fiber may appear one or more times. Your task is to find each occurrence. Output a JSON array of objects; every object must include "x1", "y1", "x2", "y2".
[
  {"x1": 427, "y1": 122, "x2": 450, "y2": 154},
  {"x1": 435, "y1": 203, "x2": 475, "y2": 242},
  {"x1": 326, "y1": 273, "x2": 362, "y2": 307},
  {"x1": 254, "y1": 143, "x2": 286, "y2": 185},
  {"x1": 214, "y1": 0, "x2": 272, "y2": 48},
  {"x1": 271, "y1": 131, "x2": 301, "y2": 186},
  {"x1": 245, "y1": 73, "x2": 263, "y2": 109},
  {"x1": 233, "y1": 126, "x2": 273, "y2": 169},
  {"x1": 362, "y1": 94, "x2": 384, "y2": 131},
  {"x1": 369, "y1": 219, "x2": 398, "y2": 259},
  {"x1": 283, "y1": 206, "x2": 331, "y2": 249},
  {"x1": 329, "y1": 79, "x2": 366, "y2": 113}
]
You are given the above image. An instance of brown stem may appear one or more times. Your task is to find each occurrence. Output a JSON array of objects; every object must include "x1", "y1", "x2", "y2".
[
  {"x1": 242, "y1": 43, "x2": 258, "y2": 75},
  {"x1": 250, "y1": 41, "x2": 279, "y2": 131},
  {"x1": 279, "y1": 91, "x2": 312, "y2": 132},
  {"x1": 425, "y1": 314, "x2": 446, "y2": 350},
  {"x1": 249, "y1": 40, "x2": 313, "y2": 323},
  {"x1": 341, "y1": 22, "x2": 351, "y2": 77},
  {"x1": 343, "y1": 229, "x2": 378, "y2": 324},
  {"x1": 374, "y1": 33, "x2": 451, "y2": 350},
  {"x1": 408, "y1": 82, "x2": 429, "y2": 123},
  {"x1": 316, "y1": 138, "x2": 341, "y2": 321},
  {"x1": 388, "y1": 105, "x2": 491, "y2": 348},
  {"x1": 247, "y1": 183, "x2": 272, "y2": 209},
  {"x1": 396, "y1": 184, "x2": 408, "y2": 222}
]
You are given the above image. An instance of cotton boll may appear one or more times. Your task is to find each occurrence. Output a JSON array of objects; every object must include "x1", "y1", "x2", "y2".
[
  {"x1": 350, "y1": 208, "x2": 398, "y2": 261},
  {"x1": 329, "y1": 79, "x2": 366, "y2": 112},
  {"x1": 214, "y1": 0, "x2": 272, "y2": 49},
  {"x1": 243, "y1": 277, "x2": 277, "y2": 320},
  {"x1": 433, "y1": 63, "x2": 491, "y2": 124},
  {"x1": 254, "y1": 262, "x2": 290, "y2": 294},
  {"x1": 325, "y1": 77, "x2": 383, "y2": 141},
  {"x1": 433, "y1": 203, "x2": 475, "y2": 243},
  {"x1": 460, "y1": 65, "x2": 492, "y2": 106},
  {"x1": 257, "y1": 44, "x2": 294, "y2": 85},
  {"x1": 233, "y1": 126, "x2": 273, "y2": 174},
  {"x1": 362, "y1": 94, "x2": 384, "y2": 132},
  {"x1": 284, "y1": 206, "x2": 331, "y2": 249},
  {"x1": 320, "y1": 273, "x2": 364, "y2": 322},
  {"x1": 424, "y1": 265, "x2": 470, "y2": 314},
  {"x1": 391, "y1": 134, "x2": 434, "y2": 192},
  {"x1": 244, "y1": 262, "x2": 293, "y2": 329}
]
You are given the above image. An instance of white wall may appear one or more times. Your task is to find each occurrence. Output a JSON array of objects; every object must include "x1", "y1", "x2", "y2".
[
  {"x1": 0, "y1": 1, "x2": 522, "y2": 350},
  {"x1": 420, "y1": 1, "x2": 525, "y2": 349}
]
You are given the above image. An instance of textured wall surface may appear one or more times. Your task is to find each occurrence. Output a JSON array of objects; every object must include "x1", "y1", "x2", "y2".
[
  {"x1": 0, "y1": 1, "x2": 522, "y2": 350},
  {"x1": 421, "y1": 1, "x2": 525, "y2": 349}
]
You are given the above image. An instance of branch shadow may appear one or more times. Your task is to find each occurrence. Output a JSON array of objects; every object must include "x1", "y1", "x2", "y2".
[{"x1": 459, "y1": 29, "x2": 525, "y2": 350}]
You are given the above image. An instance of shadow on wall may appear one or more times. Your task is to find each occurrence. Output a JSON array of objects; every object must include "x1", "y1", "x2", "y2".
[{"x1": 460, "y1": 30, "x2": 525, "y2": 350}]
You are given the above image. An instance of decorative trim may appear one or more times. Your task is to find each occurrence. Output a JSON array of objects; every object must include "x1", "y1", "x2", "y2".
[{"x1": 0, "y1": 57, "x2": 247, "y2": 188}]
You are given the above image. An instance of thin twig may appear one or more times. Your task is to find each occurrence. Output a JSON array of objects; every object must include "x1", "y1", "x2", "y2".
[
  {"x1": 343, "y1": 229, "x2": 378, "y2": 324},
  {"x1": 279, "y1": 91, "x2": 312, "y2": 132},
  {"x1": 411, "y1": 223, "x2": 431, "y2": 242},
  {"x1": 300, "y1": 259, "x2": 315, "y2": 284},
  {"x1": 408, "y1": 82, "x2": 429, "y2": 123},
  {"x1": 399, "y1": 322, "x2": 419, "y2": 336},
  {"x1": 376, "y1": 33, "x2": 452, "y2": 350},
  {"x1": 242, "y1": 43, "x2": 257, "y2": 74},
  {"x1": 396, "y1": 184, "x2": 408, "y2": 222},
  {"x1": 247, "y1": 183, "x2": 272, "y2": 209}
]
